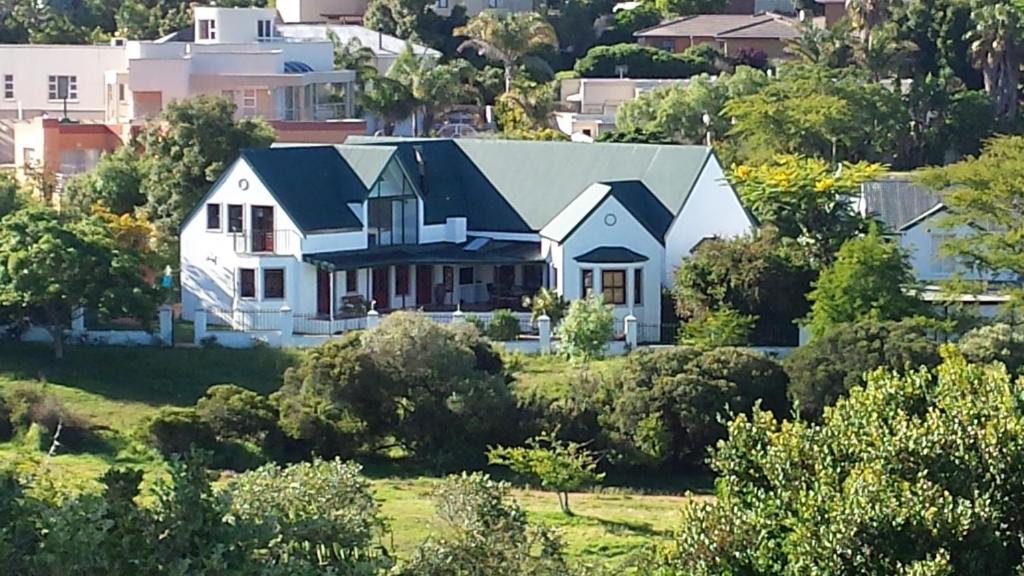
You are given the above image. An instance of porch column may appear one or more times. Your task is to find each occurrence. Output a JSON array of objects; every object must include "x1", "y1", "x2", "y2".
[
  {"x1": 626, "y1": 265, "x2": 636, "y2": 314},
  {"x1": 366, "y1": 267, "x2": 373, "y2": 309},
  {"x1": 329, "y1": 269, "x2": 335, "y2": 322},
  {"x1": 409, "y1": 265, "x2": 417, "y2": 308},
  {"x1": 593, "y1": 267, "x2": 602, "y2": 301}
]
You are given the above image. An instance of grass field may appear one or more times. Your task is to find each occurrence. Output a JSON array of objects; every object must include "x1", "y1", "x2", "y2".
[{"x1": 0, "y1": 341, "x2": 703, "y2": 563}]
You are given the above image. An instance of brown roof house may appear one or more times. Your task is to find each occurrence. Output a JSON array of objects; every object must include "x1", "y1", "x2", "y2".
[{"x1": 634, "y1": 14, "x2": 801, "y2": 59}]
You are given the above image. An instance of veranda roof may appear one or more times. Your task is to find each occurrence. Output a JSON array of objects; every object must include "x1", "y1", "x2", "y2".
[{"x1": 303, "y1": 238, "x2": 543, "y2": 271}]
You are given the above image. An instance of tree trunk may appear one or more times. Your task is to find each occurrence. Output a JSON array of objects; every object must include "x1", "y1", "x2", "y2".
[
  {"x1": 559, "y1": 491, "x2": 572, "y2": 515},
  {"x1": 504, "y1": 63, "x2": 513, "y2": 94},
  {"x1": 49, "y1": 326, "x2": 64, "y2": 360}
]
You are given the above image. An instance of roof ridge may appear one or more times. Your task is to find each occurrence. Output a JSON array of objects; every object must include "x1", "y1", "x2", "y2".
[
  {"x1": 633, "y1": 14, "x2": 696, "y2": 36},
  {"x1": 715, "y1": 16, "x2": 775, "y2": 36}
]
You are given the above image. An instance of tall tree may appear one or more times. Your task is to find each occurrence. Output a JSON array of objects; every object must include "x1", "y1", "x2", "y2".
[
  {"x1": 455, "y1": 11, "x2": 558, "y2": 92},
  {"x1": 326, "y1": 31, "x2": 379, "y2": 88},
  {"x1": 966, "y1": 0, "x2": 1024, "y2": 120},
  {"x1": 919, "y1": 135, "x2": 1024, "y2": 298},
  {"x1": 139, "y1": 95, "x2": 275, "y2": 238},
  {"x1": 389, "y1": 47, "x2": 478, "y2": 134},
  {"x1": 0, "y1": 205, "x2": 162, "y2": 358},
  {"x1": 785, "y1": 18, "x2": 857, "y2": 68},
  {"x1": 845, "y1": 0, "x2": 894, "y2": 51},
  {"x1": 360, "y1": 76, "x2": 418, "y2": 136},
  {"x1": 805, "y1": 226, "x2": 926, "y2": 337}
]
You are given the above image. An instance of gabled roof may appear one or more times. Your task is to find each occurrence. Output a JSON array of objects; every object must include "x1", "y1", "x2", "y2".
[
  {"x1": 347, "y1": 137, "x2": 712, "y2": 233},
  {"x1": 634, "y1": 14, "x2": 799, "y2": 39},
  {"x1": 242, "y1": 146, "x2": 366, "y2": 232},
  {"x1": 898, "y1": 203, "x2": 947, "y2": 232},
  {"x1": 575, "y1": 247, "x2": 649, "y2": 263},
  {"x1": 540, "y1": 180, "x2": 674, "y2": 244},
  {"x1": 861, "y1": 178, "x2": 943, "y2": 231}
]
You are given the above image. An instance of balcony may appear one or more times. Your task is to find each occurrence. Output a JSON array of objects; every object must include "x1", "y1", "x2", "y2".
[{"x1": 231, "y1": 229, "x2": 298, "y2": 254}]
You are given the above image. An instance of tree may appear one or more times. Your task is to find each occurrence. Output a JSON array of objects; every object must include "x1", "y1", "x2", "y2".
[
  {"x1": 326, "y1": 30, "x2": 378, "y2": 90},
  {"x1": 966, "y1": 0, "x2": 1024, "y2": 120},
  {"x1": 455, "y1": 11, "x2": 558, "y2": 92},
  {"x1": 918, "y1": 135, "x2": 1024, "y2": 293},
  {"x1": 488, "y1": 432, "x2": 604, "y2": 514},
  {"x1": 363, "y1": 0, "x2": 432, "y2": 41},
  {"x1": 653, "y1": 0, "x2": 727, "y2": 17},
  {"x1": 139, "y1": 96, "x2": 275, "y2": 238},
  {"x1": 958, "y1": 323, "x2": 1024, "y2": 375},
  {"x1": 0, "y1": 205, "x2": 162, "y2": 358},
  {"x1": 0, "y1": 173, "x2": 24, "y2": 220},
  {"x1": 674, "y1": 229, "x2": 816, "y2": 346},
  {"x1": 390, "y1": 47, "x2": 478, "y2": 134},
  {"x1": 785, "y1": 18, "x2": 856, "y2": 68},
  {"x1": 679, "y1": 306, "x2": 756, "y2": 347},
  {"x1": 395, "y1": 472, "x2": 571, "y2": 576},
  {"x1": 729, "y1": 155, "x2": 883, "y2": 265},
  {"x1": 784, "y1": 316, "x2": 944, "y2": 420},
  {"x1": 806, "y1": 227, "x2": 928, "y2": 336},
  {"x1": 61, "y1": 146, "x2": 145, "y2": 216},
  {"x1": 856, "y1": 21, "x2": 917, "y2": 80},
  {"x1": 845, "y1": 0, "x2": 894, "y2": 51},
  {"x1": 360, "y1": 76, "x2": 418, "y2": 136},
  {"x1": 559, "y1": 295, "x2": 614, "y2": 362},
  {"x1": 658, "y1": 351, "x2": 1024, "y2": 575},
  {"x1": 522, "y1": 286, "x2": 568, "y2": 326}
]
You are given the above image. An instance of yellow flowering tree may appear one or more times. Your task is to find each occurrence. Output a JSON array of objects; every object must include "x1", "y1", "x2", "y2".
[{"x1": 729, "y1": 155, "x2": 884, "y2": 265}]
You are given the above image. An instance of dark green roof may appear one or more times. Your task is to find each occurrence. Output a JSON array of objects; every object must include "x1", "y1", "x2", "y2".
[
  {"x1": 242, "y1": 146, "x2": 366, "y2": 232},
  {"x1": 574, "y1": 246, "x2": 649, "y2": 263},
  {"x1": 304, "y1": 238, "x2": 543, "y2": 271},
  {"x1": 605, "y1": 180, "x2": 674, "y2": 241}
]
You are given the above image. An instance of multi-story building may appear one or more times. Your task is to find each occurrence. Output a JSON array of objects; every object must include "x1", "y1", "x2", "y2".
[{"x1": 1, "y1": 6, "x2": 364, "y2": 176}]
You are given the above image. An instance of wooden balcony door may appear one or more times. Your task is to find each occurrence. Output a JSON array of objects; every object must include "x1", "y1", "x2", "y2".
[
  {"x1": 316, "y1": 269, "x2": 331, "y2": 316},
  {"x1": 416, "y1": 265, "x2": 433, "y2": 305},
  {"x1": 372, "y1": 267, "x2": 389, "y2": 310},
  {"x1": 252, "y1": 206, "x2": 274, "y2": 252}
]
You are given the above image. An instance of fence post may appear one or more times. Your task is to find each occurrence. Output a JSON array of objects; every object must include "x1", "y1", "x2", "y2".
[
  {"x1": 452, "y1": 305, "x2": 465, "y2": 325},
  {"x1": 194, "y1": 308, "x2": 207, "y2": 345},
  {"x1": 158, "y1": 305, "x2": 173, "y2": 346},
  {"x1": 538, "y1": 314, "x2": 551, "y2": 354},
  {"x1": 366, "y1": 309, "x2": 380, "y2": 330},
  {"x1": 624, "y1": 314, "x2": 638, "y2": 349},
  {"x1": 280, "y1": 305, "x2": 294, "y2": 340},
  {"x1": 71, "y1": 306, "x2": 85, "y2": 333}
]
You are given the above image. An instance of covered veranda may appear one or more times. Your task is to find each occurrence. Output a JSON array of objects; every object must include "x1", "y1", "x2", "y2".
[{"x1": 303, "y1": 239, "x2": 548, "y2": 319}]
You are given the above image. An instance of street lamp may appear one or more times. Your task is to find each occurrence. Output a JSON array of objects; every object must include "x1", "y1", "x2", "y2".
[{"x1": 702, "y1": 112, "x2": 712, "y2": 147}]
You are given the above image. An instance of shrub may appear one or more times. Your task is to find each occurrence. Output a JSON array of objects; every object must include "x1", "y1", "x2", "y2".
[
  {"x1": 560, "y1": 296, "x2": 614, "y2": 362},
  {"x1": 3, "y1": 386, "x2": 94, "y2": 451},
  {"x1": 395, "y1": 472, "x2": 570, "y2": 576},
  {"x1": 227, "y1": 459, "x2": 391, "y2": 572},
  {"x1": 194, "y1": 384, "x2": 279, "y2": 446},
  {"x1": 522, "y1": 287, "x2": 568, "y2": 326},
  {"x1": 488, "y1": 432, "x2": 605, "y2": 514},
  {"x1": 143, "y1": 407, "x2": 216, "y2": 455},
  {"x1": 487, "y1": 309, "x2": 521, "y2": 341},
  {"x1": 679, "y1": 306, "x2": 755, "y2": 347},
  {"x1": 574, "y1": 43, "x2": 713, "y2": 79},
  {"x1": 598, "y1": 346, "x2": 789, "y2": 467},
  {"x1": 0, "y1": 395, "x2": 11, "y2": 442},
  {"x1": 465, "y1": 314, "x2": 486, "y2": 334},
  {"x1": 958, "y1": 323, "x2": 1024, "y2": 374},
  {"x1": 660, "y1": 351, "x2": 1024, "y2": 575},
  {"x1": 784, "y1": 317, "x2": 943, "y2": 420}
]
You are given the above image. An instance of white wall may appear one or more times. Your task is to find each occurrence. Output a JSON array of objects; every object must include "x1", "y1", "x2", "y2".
[
  {"x1": 663, "y1": 156, "x2": 753, "y2": 285},
  {"x1": 556, "y1": 195, "x2": 665, "y2": 328},
  {"x1": 194, "y1": 7, "x2": 278, "y2": 44},
  {"x1": 899, "y1": 213, "x2": 996, "y2": 283},
  {"x1": 0, "y1": 45, "x2": 127, "y2": 119},
  {"x1": 180, "y1": 160, "x2": 308, "y2": 320}
]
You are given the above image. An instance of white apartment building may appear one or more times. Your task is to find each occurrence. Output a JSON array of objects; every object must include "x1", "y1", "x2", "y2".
[{"x1": 276, "y1": 24, "x2": 440, "y2": 75}]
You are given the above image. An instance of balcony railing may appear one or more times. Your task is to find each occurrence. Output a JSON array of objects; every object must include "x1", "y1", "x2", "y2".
[
  {"x1": 231, "y1": 229, "x2": 297, "y2": 254},
  {"x1": 313, "y1": 102, "x2": 347, "y2": 120}
]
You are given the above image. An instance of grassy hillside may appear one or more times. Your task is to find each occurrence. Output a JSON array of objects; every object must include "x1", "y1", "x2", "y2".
[{"x1": 0, "y1": 341, "x2": 703, "y2": 564}]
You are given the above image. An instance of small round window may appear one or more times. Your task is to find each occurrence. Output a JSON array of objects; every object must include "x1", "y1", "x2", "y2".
[
  {"x1": 604, "y1": 213, "x2": 617, "y2": 226},
  {"x1": 238, "y1": 178, "x2": 250, "y2": 191}
]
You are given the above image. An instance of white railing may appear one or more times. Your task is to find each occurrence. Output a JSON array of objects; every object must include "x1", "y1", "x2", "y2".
[
  {"x1": 230, "y1": 229, "x2": 297, "y2": 254},
  {"x1": 313, "y1": 102, "x2": 348, "y2": 120}
]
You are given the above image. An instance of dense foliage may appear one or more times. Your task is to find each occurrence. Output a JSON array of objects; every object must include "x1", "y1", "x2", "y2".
[
  {"x1": 655, "y1": 351, "x2": 1024, "y2": 575},
  {"x1": 559, "y1": 296, "x2": 614, "y2": 362},
  {"x1": 488, "y1": 432, "x2": 604, "y2": 514},
  {"x1": 573, "y1": 43, "x2": 713, "y2": 78}
]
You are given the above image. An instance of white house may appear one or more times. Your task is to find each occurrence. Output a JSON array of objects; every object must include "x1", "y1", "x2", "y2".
[
  {"x1": 555, "y1": 77, "x2": 695, "y2": 140},
  {"x1": 276, "y1": 24, "x2": 440, "y2": 75},
  {"x1": 179, "y1": 138, "x2": 754, "y2": 341}
]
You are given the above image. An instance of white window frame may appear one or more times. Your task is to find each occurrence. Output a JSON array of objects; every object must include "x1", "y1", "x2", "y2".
[
  {"x1": 198, "y1": 19, "x2": 217, "y2": 40},
  {"x1": 239, "y1": 268, "x2": 256, "y2": 299},
  {"x1": 262, "y1": 268, "x2": 286, "y2": 300},
  {"x1": 437, "y1": 0, "x2": 450, "y2": 7},
  {"x1": 2, "y1": 74, "x2": 13, "y2": 100},
  {"x1": 242, "y1": 88, "x2": 258, "y2": 115},
  {"x1": 257, "y1": 19, "x2": 273, "y2": 40},
  {"x1": 47, "y1": 75, "x2": 78, "y2": 101}
]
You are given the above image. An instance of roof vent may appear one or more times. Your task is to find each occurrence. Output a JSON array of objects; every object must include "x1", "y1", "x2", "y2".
[{"x1": 464, "y1": 237, "x2": 489, "y2": 251}]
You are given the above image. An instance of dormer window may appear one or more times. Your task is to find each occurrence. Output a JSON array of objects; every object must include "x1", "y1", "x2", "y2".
[
  {"x1": 198, "y1": 19, "x2": 217, "y2": 40},
  {"x1": 367, "y1": 160, "x2": 418, "y2": 246}
]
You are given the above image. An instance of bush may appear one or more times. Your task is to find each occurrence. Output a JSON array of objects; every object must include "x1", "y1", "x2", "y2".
[
  {"x1": 395, "y1": 472, "x2": 570, "y2": 576},
  {"x1": 0, "y1": 395, "x2": 12, "y2": 442},
  {"x1": 3, "y1": 387, "x2": 95, "y2": 451},
  {"x1": 522, "y1": 287, "x2": 568, "y2": 326},
  {"x1": 560, "y1": 296, "x2": 614, "y2": 362},
  {"x1": 679, "y1": 306, "x2": 755, "y2": 347},
  {"x1": 144, "y1": 407, "x2": 216, "y2": 456},
  {"x1": 194, "y1": 384, "x2": 279, "y2": 447},
  {"x1": 597, "y1": 347, "x2": 789, "y2": 468},
  {"x1": 958, "y1": 323, "x2": 1024, "y2": 374},
  {"x1": 487, "y1": 309, "x2": 521, "y2": 341},
  {"x1": 659, "y1": 352, "x2": 1024, "y2": 575},
  {"x1": 573, "y1": 43, "x2": 713, "y2": 79},
  {"x1": 784, "y1": 317, "x2": 943, "y2": 420},
  {"x1": 227, "y1": 459, "x2": 391, "y2": 572}
]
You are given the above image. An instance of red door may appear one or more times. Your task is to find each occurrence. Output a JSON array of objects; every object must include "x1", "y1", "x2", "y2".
[
  {"x1": 416, "y1": 265, "x2": 433, "y2": 306},
  {"x1": 316, "y1": 269, "x2": 330, "y2": 316},
  {"x1": 372, "y1": 267, "x2": 389, "y2": 310}
]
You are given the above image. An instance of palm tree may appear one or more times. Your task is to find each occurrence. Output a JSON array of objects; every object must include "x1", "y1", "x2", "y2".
[
  {"x1": 786, "y1": 18, "x2": 856, "y2": 68},
  {"x1": 389, "y1": 45, "x2": 479, "y2": 135},
  {"x1": 854, "y1": 22, "x2": 916, "y2": 81},
  {"x1": 845, "y1": 0, "x2": 892, "y2": 51},
  {"x1": 967, "y1": 0, "x2": 1024, "y2": 120},
  {"x1": 326, "y1": 31, "x2": 379, "y2": 88},
  {"x1": 454, "y1": 11, "x2": 558, "y2": 93},
  {"x1": 360, "y1": 77, "x2": 417, "y2": 135}
]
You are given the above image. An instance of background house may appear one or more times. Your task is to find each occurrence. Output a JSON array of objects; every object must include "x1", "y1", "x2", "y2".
[
  {"x1": 276, "y1": 24, "x2": 440, "y2": 75},
  {"x1": 555, "y1": 77, "x2": 694, "y2": 140},
  {"x1": 180, "y1": 139, "x2": 754, "y2": 340},
  {"x1": 634, "y1": 13, "x2": 801, "y2": 58}
]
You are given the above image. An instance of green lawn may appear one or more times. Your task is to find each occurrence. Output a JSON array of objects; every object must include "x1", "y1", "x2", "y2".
[{"x1": 0, "y1": 341, "x2": 701, "y2": 564}]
